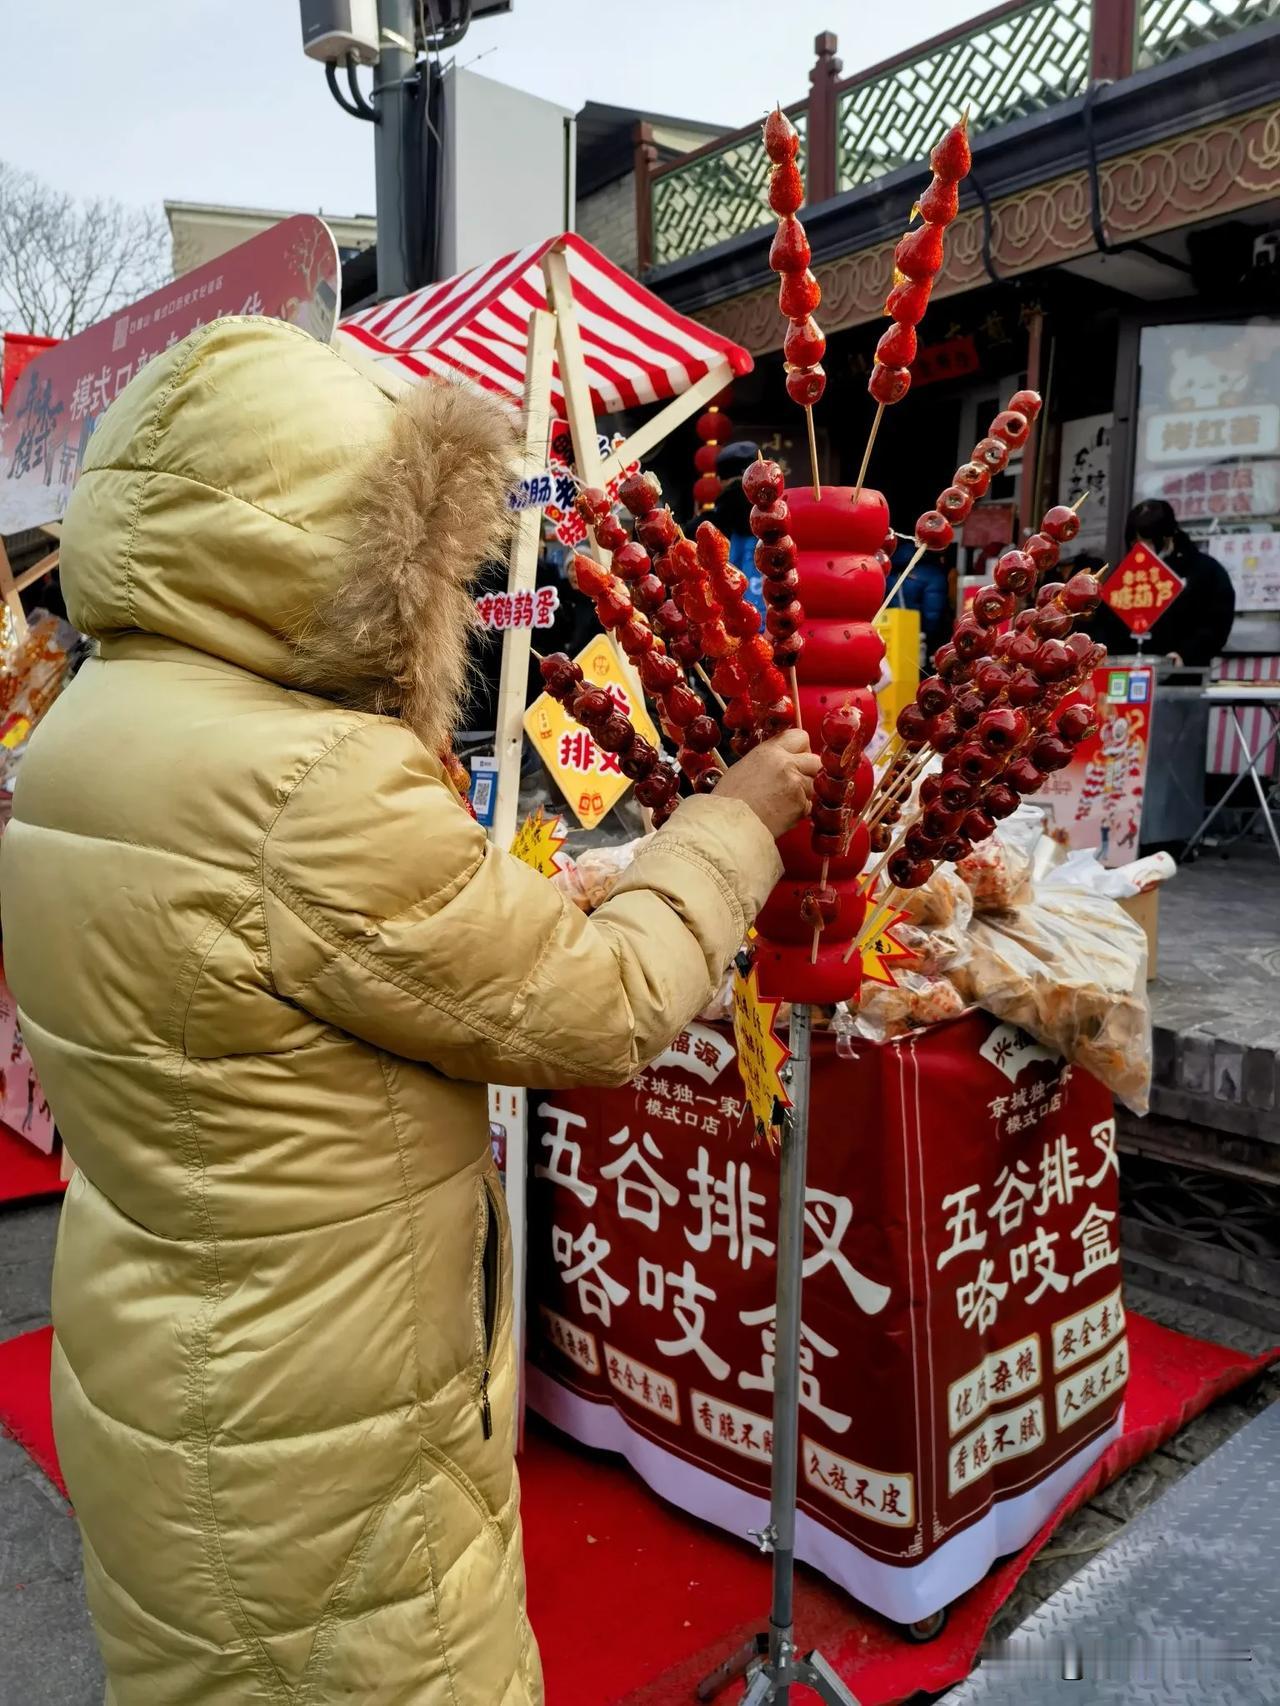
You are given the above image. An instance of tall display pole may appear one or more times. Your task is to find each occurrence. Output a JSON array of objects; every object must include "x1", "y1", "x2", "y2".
[{"x1": 698, "y1": 1005, "x2": 860, "y2": 1706}]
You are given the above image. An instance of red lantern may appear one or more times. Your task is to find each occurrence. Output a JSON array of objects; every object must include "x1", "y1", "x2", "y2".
[
  {"x1": 695, "y1": 410, "x2": 724, "y2": 442},
  {"x1": 694, "y1": 443, "x2": 719, "y2": 474},
  {"x1": 694, "y1": 388, "x2": 732, "y2": 509},
  {"x1": 693, "y1": 472, "x2": 723, "y2": 507}
]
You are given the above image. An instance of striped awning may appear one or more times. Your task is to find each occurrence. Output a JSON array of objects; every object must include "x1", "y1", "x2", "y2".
[{"x1": 339, "y1": 232, "x2": 752, "y2": 417}]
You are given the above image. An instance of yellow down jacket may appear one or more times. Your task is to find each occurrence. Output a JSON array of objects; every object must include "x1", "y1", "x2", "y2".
[{"x1": 0, "y1": 318, "x2": 782, "y2": 1705}]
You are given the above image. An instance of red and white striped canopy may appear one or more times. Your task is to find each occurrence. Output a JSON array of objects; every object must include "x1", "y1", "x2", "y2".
[{"x1": 340, "y1": 232, "x2": 752, "y2": 417}]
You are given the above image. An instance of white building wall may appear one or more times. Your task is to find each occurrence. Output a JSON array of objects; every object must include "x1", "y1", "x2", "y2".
[{"x1": 439, "y1": 68, "x2": 573, "y2": 276}]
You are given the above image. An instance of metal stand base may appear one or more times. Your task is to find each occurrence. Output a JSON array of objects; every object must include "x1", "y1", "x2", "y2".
[
  {"x1": 696, "y1": 1005, "x2": 862, "y2": 1705},
  {"x1": 698, "y1": 1634, "x2": 860, "y2": 1704}
]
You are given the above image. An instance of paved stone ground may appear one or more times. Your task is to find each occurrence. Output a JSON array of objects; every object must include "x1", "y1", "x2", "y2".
[
  {"x1": 1145, "y1": 842, "x2": 1280, "y2": 1143},
  {"x1": 0, "y1": 1197, "x2": 1275, "y2": 1705}
]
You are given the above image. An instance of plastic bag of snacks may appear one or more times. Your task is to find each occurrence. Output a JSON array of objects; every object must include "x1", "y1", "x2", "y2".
[
  {"x1": 0, "y1": 611, "x2": 86, "y2": 801},
  {"x1": 955, "y1": 836, "x2": 1032, "y2": 911},
  {"x1": 851, "y1": 971, "x2": 968, "y2": 1042},
  {"x1": 552, "y1": 835, "x2": 653, "y2": 913},
  {"x1": 951, "y1": 886, "x2": 1151, "y2": 1113}
]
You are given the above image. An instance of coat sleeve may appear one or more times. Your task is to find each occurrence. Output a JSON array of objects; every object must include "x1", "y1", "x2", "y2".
[{"x1": 261, "y1": 721, "x2": 782, "y2": 1087}]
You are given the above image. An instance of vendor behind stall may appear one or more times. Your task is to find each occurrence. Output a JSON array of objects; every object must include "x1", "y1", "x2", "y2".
[
  {"x1": 1088, "y1": 498, "x2": 1236, "y2": 666},
  {"x1": 0, "y1": 318, "x2": 818, "y2": 1706}
]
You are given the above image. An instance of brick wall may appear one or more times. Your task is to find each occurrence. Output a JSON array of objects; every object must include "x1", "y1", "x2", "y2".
[{"x1": 577, "y1": 175, "x2": 638, "y2": 275}]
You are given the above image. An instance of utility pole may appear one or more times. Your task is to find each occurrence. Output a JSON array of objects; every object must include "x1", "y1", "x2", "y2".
[
  {"x1": 306, "y1": 0, "x2": 511, "y2": 301},
  {"x1": 372, "y1": 0, "x2": 419, "y2": 300}
]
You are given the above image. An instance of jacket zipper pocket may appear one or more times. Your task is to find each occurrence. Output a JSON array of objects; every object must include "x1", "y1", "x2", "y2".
[{"x1": 478, "y1": 1178, "x2": 502, "y2": 1440}]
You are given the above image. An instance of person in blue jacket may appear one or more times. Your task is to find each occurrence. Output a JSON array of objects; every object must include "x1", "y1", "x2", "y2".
[{"x1": 887, "y1": 534, "x2": 952, "y2": 662}]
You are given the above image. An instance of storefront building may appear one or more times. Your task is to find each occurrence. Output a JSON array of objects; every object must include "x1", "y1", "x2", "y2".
[{"x1": 634, "y1": 0, "x2": 1280, "y2": 743}]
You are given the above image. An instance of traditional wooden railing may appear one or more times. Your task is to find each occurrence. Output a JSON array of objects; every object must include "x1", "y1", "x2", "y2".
[{"x1": 640, "y1": 0, "x2": 1278, "y2": 271}]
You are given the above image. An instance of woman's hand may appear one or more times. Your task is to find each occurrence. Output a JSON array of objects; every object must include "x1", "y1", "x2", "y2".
[{"x1": 715, "y1": 729, "x2": 821, "y2": 840}]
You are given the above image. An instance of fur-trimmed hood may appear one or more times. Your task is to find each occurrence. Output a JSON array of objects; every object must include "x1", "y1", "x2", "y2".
[{"x1": 59, "y1": 315, "x2": 515, "y2": 754}]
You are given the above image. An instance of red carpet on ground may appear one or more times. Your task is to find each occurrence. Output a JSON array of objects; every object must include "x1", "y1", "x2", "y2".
[
  {"x1": 1, "y1": 1314, "x2": 1273, "y2": 1704},
  {"x1": 0, "y1": 1122, "x2": 66, "y2": 1205}
]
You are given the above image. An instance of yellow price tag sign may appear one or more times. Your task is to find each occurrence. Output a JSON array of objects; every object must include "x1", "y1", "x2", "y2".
[
  {"x1": 509, "y1": 807, "x2": 567, "y2": 878},
  {"x1": 860, "y1": 911, "x2": 917, "y2": 988},
  {"x1": 523, "y1": 633, "x2": 661, "y2": 830},
  {"x1": 731, "y1": 954, "x2": 791, "y2": 1148}
]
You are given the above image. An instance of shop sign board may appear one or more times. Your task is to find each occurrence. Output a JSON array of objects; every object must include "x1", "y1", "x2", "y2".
[
  {"x1": 522, "y1": 632, "x2": 660, "y2": 829},
  {"x1": 1205, "y1": 530, "x2": 1280, "y2": 612},
  {"x1": 1139, "y1": 458, "x2": 1280, "y2": 524},
  {"x1": 1144, "y1": 403, "x2": 1280, "y2": 465},
  {"x1": 0, "y1": 216, "x2": 340, "y2": 537},
  {"x1": 1059, "y1": 414, "x2": 1111, "y2": 558},
  {"x1": 1099, "y1": 545, "x2": 1184, "y2": 635},
  {"x1": 1035, "y1": 663, "x2": 1155, "y2": 866}
]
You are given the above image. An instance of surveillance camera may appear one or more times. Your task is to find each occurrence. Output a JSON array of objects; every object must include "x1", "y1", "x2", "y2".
[{"x1": 300, "y1": 0, "x2": 379, "y2": 65}]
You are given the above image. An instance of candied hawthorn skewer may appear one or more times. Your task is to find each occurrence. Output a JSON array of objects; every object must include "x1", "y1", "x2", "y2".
[
  {"x1": 539, "y1": 652, "x2": 683, "y2": 828},
  {"x1": 875, "y1": 389, "x2": 1042, "y2": 631},
  {"x1": 744, "y1": 460, "x2": 804, "y2": 731},
  {"x1": 806, "y1": 703, "x2": 870, "y2": 964},
  {"x1": 855, "y1": 113, "x2": 971, "y2": 498},
  {"x1": 764, "y1": 105, "x2": 824, "y2": 497}
]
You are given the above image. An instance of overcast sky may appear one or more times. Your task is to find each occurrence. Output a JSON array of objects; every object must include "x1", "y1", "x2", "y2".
[{"x1": 2, "y1": 0, "x2": 981, "y2": 216}]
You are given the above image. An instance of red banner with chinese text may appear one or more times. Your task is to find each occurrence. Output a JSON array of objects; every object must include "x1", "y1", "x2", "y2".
[
  {"x1": 0, "y1": 216, "x2": 340, "y2": 537},
  {"x1": 526, "y1": 1011, "x2": 1125, "y2": 1623}
]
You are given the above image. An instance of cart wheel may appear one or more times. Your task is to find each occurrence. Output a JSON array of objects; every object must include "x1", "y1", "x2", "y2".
[{"x1": 902, "y1": 1608, "x2": 948, "y2": 1643}]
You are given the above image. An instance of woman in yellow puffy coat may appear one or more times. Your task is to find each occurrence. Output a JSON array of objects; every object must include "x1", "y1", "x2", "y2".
[{"x1": 0, "y1": 317, "x2": 817, "y2": 1705}]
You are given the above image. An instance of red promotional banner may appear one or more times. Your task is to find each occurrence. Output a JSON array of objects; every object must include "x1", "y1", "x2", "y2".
[
  {"x1": 1034, "y1": 664, "x2": 1154, "y2": 865},
  {"x1": 0, "y1": 215, "x2": 340, "y2": 537},
  {"x1": 1, "y1": 334, "x2": 58, "y2": 412},
  {"x1": 526, "y1": 1011, "x2": 1125, "y2": 1624}
]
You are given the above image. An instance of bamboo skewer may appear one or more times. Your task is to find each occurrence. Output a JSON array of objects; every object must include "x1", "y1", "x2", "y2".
[
  {"x1": 809, "y1": 855, "x2": 830, "y2": 965},
  {"x1": 852, "y1": 888, "x2": 904, "y2": 962},
  {"x1": 874, "y1": 543, "x2": 926, "y2": 623},
  {"x1": 804, "y1": 405, "x2": 822, "y2": 501},
  {"x1": 853, "y1": 401, "x2": 885, "y2": 503},
  {"x1": 695, "y1": 665, "x2": 727, "y2": 710},
  {"x1": 789, "y1": 666, "x2": 804, "y2": 731},
  {"x1": 863, "y1": 749, "x2": 932, "y2": 830}
]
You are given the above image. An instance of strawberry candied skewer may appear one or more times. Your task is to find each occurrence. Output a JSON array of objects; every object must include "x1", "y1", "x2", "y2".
[
  {"x1": 855, "y1": 113, "x2": 971, "y2": 496},
  {"x1": 538, "y1": 651, "x2": 683, "y2": 828},
  {"x1": 692, "y1": 518, "x2": 787, "y2": 753},
  {"x1": 763, "y1": 106, "x2": 825, "y2": 496}
]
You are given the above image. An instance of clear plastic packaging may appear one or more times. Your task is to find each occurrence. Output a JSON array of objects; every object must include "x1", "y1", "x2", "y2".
[
  {"x1": 552, "y1": 834, "x2": 652, "y2": 913},
  {"x1": 950, "y1": 887, "x2": 1151, "y2": 1113}
]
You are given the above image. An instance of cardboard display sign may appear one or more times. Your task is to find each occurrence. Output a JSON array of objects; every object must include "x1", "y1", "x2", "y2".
[
  {"x1": 522, "y1": 633, "x2": 660, "y2": 829},
  {"x1": 526, "y1": 1011, "x2": 1124, "y2": 1624}
]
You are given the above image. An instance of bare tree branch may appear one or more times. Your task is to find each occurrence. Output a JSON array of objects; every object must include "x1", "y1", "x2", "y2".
[{"x1": 0, "y1": 161, "x2": 170, "y2": 340}]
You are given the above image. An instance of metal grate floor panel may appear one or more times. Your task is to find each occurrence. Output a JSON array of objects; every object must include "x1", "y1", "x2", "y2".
[{"x1": 945, "y1": 1399, "x2": 1280, "y2": 1701}]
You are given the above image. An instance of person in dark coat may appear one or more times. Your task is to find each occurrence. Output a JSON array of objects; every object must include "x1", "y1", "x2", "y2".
[{"x1": 1088, "y1": 499, "x2": 1236, "y2": 666}]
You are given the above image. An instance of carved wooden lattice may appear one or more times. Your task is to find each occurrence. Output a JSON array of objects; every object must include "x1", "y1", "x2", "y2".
[
  {"x1": 650, "y1": 114, "x2": 807, "y2": 269},
  {"x1": 836, "y1": 0, "x2": 1093, "y2": 191},
  {"x1": 1138, "y1": 0, "x2": 1280, "y2": 67}
]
